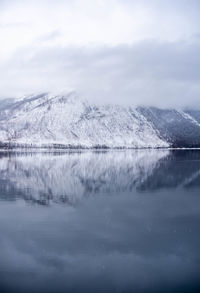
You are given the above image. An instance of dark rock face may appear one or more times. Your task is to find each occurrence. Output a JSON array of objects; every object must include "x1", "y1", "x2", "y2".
[{"x1": 137, "y1": 107, "x2": 200, "y2": 147}]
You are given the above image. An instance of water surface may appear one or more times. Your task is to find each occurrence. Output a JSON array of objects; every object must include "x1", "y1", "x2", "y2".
[{"x1": 0, "y1": 150, "x2": 200, "y2": 293}]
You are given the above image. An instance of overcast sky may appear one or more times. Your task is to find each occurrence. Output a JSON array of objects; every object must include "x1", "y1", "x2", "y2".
[{"x1": 0, "y1": 0, "x2": 200, "y2": 107}]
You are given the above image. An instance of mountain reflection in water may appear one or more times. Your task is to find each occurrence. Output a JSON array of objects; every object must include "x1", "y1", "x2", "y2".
[{"x1": 0, "y1": 150, "x2": 200, "y2": 293}]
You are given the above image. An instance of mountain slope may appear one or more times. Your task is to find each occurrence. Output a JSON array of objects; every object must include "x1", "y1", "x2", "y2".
[
  {"x1": 0, "y1": 92, "x2": 167, "y2": 148},
  {"x1": 137, "y1": 107, "x2": 200, "y2": 147},
  {"x1": 0, "y1": 92, "x2": 200, "y2": 148}
]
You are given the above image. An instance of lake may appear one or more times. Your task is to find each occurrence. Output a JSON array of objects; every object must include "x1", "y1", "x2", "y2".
[{"x1": 0, "y1": 149, "x2": 200, "y2": 293}]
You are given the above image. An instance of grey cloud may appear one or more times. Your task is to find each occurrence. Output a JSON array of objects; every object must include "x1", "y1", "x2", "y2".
[
  {"x1": 1, "y1": 38, "x2": 200, "y2": 108},
  {"x1": 38, "y1": 30, "x2": 62, "y2": 42},
  {"x1": 0, "y1": 22, "x2": 28, "y2": 28},
  {"x1": 0, "y1": 0, "x2": 200, "y2": 108}
]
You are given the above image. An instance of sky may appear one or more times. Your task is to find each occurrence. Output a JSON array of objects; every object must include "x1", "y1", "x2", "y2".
[{"x1": 0, "y1": 0, "x2": 200, "y2": 108}]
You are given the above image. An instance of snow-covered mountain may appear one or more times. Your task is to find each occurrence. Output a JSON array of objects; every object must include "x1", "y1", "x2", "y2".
[{"x1": 0, "y1": 92, "x2": 200, "y2": 148}]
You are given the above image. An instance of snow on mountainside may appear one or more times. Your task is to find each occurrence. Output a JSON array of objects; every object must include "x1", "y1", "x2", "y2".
[
  {"x1": 0, "y1": 92, "x2": 200, "y2": 148},
  {"x1": 137, "y1": 107, "x2": 200, "y2": 147},
  {"x1": 0, "y1": 92, "x2": 167, "y2": 148}
]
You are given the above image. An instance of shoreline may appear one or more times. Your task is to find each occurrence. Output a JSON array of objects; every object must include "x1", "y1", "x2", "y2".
[{"x1": 0, "y1": 146, "x2": 200, "y2": 152}]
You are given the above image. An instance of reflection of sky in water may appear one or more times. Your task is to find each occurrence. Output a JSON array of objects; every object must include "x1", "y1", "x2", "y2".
[{"x1": 0, "y1": 150, "x2": 200, "y2": 292}]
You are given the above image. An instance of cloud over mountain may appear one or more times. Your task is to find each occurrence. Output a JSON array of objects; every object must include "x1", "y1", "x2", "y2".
[{"x1": 0, "y1": 0, "x2": 200, "y2": 107}]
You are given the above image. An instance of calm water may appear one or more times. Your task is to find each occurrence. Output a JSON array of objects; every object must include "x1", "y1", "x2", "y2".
[{"x1": 0, "y1": 150, "x2": 200, "y2": 293}]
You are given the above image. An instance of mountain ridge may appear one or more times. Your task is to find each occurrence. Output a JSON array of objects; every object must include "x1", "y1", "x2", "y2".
[{"x1": 0, "y1": 92, "x2": 200, "y2": 149}]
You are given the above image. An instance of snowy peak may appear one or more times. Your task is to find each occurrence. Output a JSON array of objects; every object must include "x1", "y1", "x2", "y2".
[{"x1": 11, "y1": 91, "x2": 84, "y2": 111}]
